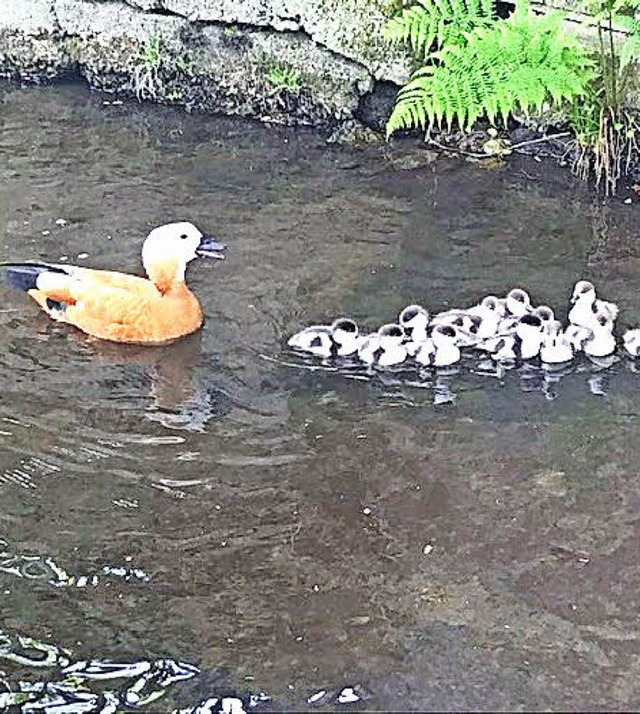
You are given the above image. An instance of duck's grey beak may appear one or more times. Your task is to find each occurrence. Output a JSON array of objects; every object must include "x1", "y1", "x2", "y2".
[{"x1": 196, "y1": 234, "x2": 227, "y2": 260}]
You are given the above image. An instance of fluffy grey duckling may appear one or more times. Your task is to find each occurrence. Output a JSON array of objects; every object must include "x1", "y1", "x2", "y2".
[
  {"x1": 623, "y1": 328, "x2": 640, "y2": 357},
  {"x1": 540, "y1": 324, "x2": 574, "y2": 365},
  {"x1": 413, "y1": 324, "x2": 461, "y2": 367},
  {"x1": 582, "y1": 310, "x2": 617, "y2": 358},
  {"x1": 505, "y1": 288, "x2": 533, "y2": 317},
  {"x1": 288, "y1": 318, "x2": 362, "y2": 357},
  {"x1": 482, "y1": 314, "x2": 544, "y2": 361},
  {"x1": 467, "y1": 296, "x2": 503, "y2": 338},
  {"x1": 399, "y1": 304, "x2": 429, "y2": 343},
  {"x1": 568, "y1": 280, "x2": 618, "y2": 330},
  {"x1": 533, "y1": 305, "x2": 555, "y2": 324},
  {"x1": 358, "y1": 323, "x2": 407, "y2": 367}
]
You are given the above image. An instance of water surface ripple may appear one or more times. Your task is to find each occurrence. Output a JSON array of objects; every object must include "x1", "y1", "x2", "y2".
[{"x1": 1, "y1": 83, "x2": 640, "y2": 711}]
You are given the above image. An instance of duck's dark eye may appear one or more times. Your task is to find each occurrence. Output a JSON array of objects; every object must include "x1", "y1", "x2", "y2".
[{"x1": 180, "y1": 234, "x2": 188, "y2": 240}]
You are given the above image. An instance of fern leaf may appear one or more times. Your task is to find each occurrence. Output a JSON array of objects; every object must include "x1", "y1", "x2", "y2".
[
  {"x1": 386, "y1": 0, "x2": 594, "y2": 136},
  {"x1": 384, "y1": 0, "x2": 496, "y2": 59}
]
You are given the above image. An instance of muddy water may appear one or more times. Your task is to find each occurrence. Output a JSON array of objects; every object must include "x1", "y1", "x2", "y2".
[{"x1": 2, "y1": 83, "x2": 640, "y2": 711}]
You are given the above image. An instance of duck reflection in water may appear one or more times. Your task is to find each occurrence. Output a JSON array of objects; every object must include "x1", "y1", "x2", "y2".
[{"x1": 69, "y1": 330, "x2": 232, "y2": 431}]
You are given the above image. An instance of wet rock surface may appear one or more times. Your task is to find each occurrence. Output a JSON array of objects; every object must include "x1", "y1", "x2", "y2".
[{"x1": 0, "y1": 0, "x2": 409, "y2": 128}]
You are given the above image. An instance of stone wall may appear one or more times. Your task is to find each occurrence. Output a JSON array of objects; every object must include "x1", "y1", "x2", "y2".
[{"x1": 0, "y1": 0, "x2": 413, "y2": 128}]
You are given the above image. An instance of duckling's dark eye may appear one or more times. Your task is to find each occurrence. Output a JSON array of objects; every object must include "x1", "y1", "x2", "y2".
[{"x1": 180, "y1": 234, "x2": 188, "y2": 240}]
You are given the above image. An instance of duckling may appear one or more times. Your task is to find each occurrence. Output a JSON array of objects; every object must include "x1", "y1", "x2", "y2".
[
  {"x1": 467, "y1": 295, "x2": 504, "y2": 336},
  {"x1": 287, "y1": 325, "x2": 333, "y2": 357},
  {"x1": 358, "y1": 323, "x2": 407, "y2": 367},
  {"x1": 540, "y1": 331, "x2": 574, "y2": 365},
  {"x1": 568, "y1": 280, "x2": 619, "y2": 330},
  {"x1": 414, "y1": 325, "x2": 460, "y2": 367},
  {"x1": 431, "y1": 308, "x2": 468, "y2": 328},
  {"x1": 583, "y1": 329, "x2": 617, "y2": 358},
  {"x1": 483, "y1": 295, "x2": 508, "y2": 319},
  {"x1": 623, "y1": 328, "x2": 640, "y2": 357},
  {"x1": 482, "y1": 314, "x2": 544, "y2": 361},
  {"x1": 430, "y1": 310, "x2": 481, "y2": 346},
  {"x1": 533, "y1": 305, "x2": 555, "y2": 324},
  {"x1": 449, "y1": 313, "x2": 482, "y2": 347},
  {"x1": 505, "y1": 288, "x2": 533, "y2": 317},
  {"x1": 496, "y1": 315, "x2": 520, "y2": 336},
  {"x1": 515, "y1": 314, "x2": 545, "y2": 359},
  {"x1": 398, "y1": 304, "x2": 429, "y2": 343},
  {"x1": 331, "y1": 318, "x2": 364, "y2": 356},
  {"x1": 544, "y1": 319, "x2": 565, "y2": 337},
  {"x1": 564, "y1": 324, "x2": 591, "y2": 353},
  {"x1": 582, "y1": 311, "x2": 617, "y2": 358},
  {"x1": 482, "y1": 335, "x2": 520, "y2": 362},
  {"x1": 288, "y1": 318, "x2": 361, "y2": 357}
]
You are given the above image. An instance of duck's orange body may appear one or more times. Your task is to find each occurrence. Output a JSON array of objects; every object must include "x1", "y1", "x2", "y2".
[{"x1": 3, "y1": 222, "x2": 226, "y2": 345}]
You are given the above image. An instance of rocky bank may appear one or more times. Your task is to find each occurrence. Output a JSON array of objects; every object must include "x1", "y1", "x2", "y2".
[{"x1": 0, "y1": 0, "x2": 413, "y2": 128}]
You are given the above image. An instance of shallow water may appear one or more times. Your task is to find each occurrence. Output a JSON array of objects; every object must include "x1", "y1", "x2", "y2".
[{"x1": 2, "y1": 83, "x2": 640, "y2": 711}]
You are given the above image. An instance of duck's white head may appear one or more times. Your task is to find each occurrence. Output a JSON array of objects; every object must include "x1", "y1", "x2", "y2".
[
  {"x1": 142, "y1": 222, "x2": 226, "y2": 290},
  {"x1": 571, "y1": 280, "x2": 595, "y2": 304}
]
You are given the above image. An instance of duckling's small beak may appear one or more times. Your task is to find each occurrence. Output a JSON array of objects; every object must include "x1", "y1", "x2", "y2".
[{"x1": 196, "y1": 234, "x2": 227, "y2": 259}]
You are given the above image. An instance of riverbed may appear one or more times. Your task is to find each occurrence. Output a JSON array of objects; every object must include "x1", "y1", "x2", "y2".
[{"x1": 1, "y1": 83, "x2": 640, "y2": 711}]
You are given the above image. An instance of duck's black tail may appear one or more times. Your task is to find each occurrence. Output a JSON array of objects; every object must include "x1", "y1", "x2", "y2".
[{"x1": 1, "y1": 263, "x2": 69, "y2": 292}]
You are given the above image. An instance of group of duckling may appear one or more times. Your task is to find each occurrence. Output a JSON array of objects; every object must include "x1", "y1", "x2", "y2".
[{"x1": 288, "y1": 280, "x2": 640, "y2": 368}]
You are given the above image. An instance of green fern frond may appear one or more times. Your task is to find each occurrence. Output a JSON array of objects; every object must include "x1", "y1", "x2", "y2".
[
  {"x1": 612, "y1": 12, "x2": 640, "y2": 69},
  {"x1": 384, "y1": 0, "x2": 495, "y2": 59},
  {"x1": 619, "y1": 34, "x2": 640, "y2": 70},
  {"x1": 387, "y1": 2, "x2": 595, "y2": 136},
  {"x1": 386, "y1": 67, "x2": 436, "y2": 135}
]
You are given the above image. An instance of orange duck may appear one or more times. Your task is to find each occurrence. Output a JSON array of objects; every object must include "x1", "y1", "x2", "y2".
[{"x1": 2, "y1": 222, "x2": 227, "y2": 344}]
